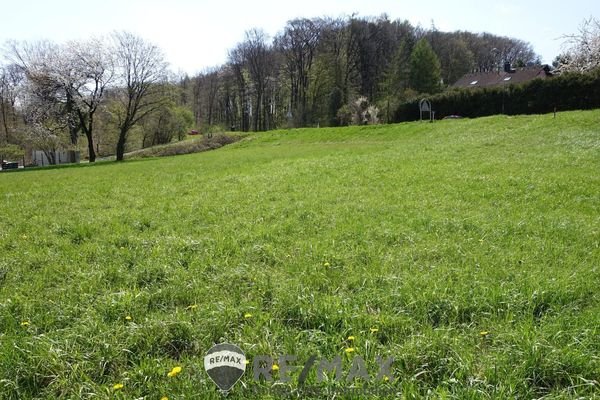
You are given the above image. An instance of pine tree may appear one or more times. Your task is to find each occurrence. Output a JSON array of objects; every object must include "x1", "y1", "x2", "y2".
[{"x1": 409, "y1": 38, "x2": 442, "y2": 94}]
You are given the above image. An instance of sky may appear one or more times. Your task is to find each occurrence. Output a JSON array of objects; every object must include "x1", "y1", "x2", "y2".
[{"x1": 1, "y1": 0, "x2": 599, "y2": 75}]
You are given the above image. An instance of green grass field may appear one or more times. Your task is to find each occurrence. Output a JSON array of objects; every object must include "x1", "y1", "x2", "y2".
[{"x1": 0, "y1": 111, "x2": 599, "y2": 399}]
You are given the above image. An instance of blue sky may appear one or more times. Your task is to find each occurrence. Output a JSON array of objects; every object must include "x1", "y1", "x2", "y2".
[{"x1": 1, "y1": 0, "x2": 598, "y2": 75}]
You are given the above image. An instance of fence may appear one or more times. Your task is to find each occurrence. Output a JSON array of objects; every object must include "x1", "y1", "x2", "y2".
[{"x1": 32, "y1": 150, "x2": 80, "y2": 167}]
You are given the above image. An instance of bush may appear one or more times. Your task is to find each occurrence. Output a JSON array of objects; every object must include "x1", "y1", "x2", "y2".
[
  {"x1": 337, "y1": 97, "x2": 381, "y2": 126},
  {"x1": 394, "y1": 68, "x2": 600, "y2": 121},
  {"x1": 0, "y1": 144, "x2": 25, "y2": 161}
]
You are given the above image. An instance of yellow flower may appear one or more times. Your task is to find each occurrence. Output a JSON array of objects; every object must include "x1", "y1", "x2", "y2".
[
  {"x1": 480, "y1": 331, "x2": 490, "y2": 337},
  {"x1": 186, "y1": 304, "x2": 198, "y2": 310},
  {"x1": 244, "y1": 313, "x2": 252, "y2": 319},
  {"x1": 20, "y1": 321, "x2": 30, "y2": 327},
  {"x1": 271, "y1": 364, "x2": 279, "y2": 371},
  {"x1": 347, "y1": 335, "x2": 355, "y2": 341},
  {"x1": 167, "y1": 366, "x2": 182, "y2": 377},
  {"x1": 125, "y1": 315, "x2": 132, "y2": 321},
  {"x1": 344, "y1": 347, "x2": 355, "y2": 354},
  {"x1": 21, "y1": 235, "x2": 28, "y2": 240},
  {"x1": 113, "y1": 383, "x2": 124, "y2": 390},
  {"x1": 160, "y1": 397, "x2": 168, "y2": 400},
  {"x1": 370, "y1": 327, "x2": 379, "y2": 333},
  {"x1": 244, "y1": 359, "x2": 250, "y2": 365},
  {"x1": 323, "y1": 262, "x2": 330, "y2": 267},
  {"x1": 383, "y1": 375, "x2": 390, "y2": 382}
]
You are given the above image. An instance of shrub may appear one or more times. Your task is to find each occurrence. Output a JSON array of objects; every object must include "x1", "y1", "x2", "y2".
[
  {"x1": 0, "y1": 144, "x2": 25, "y2": 161},
  {"x1": 394, "y1": 68, "x2": 600, "y2": 121}
]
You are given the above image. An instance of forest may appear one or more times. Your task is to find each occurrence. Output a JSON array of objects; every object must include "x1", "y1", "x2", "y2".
[{"x1": 184, "y1": 16, "x2": 538, "y2": 131}]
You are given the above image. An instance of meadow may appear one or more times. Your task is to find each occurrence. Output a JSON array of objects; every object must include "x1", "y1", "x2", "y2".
[{"x1": 0, "y1": 111, "x2": 598, "y2": 399}]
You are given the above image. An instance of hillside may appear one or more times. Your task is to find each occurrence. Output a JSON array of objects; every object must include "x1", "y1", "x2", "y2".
[{"x1": 0, "y1": 111, "x2": 599, "y2": 399}]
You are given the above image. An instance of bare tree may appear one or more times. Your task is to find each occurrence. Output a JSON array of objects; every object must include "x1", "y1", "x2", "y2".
[
  {"x1": 455, "y1": 32, "x2": 538, "y2": 72},
  {"x1": 192, "y1": 67, "x2": 222, "y2": 128},
  {"x1": 218, "y1": 65, "x2": 244, "y2": 131},
  {"x1": 204, "y1": 69, "x2": 221, "y2": 128},
  {"x1": 239, "y1": 29, "x2": 273, "y2": 131},
  {"x1": 276, "y1": 18, "x2": 322, "y2": 126},
  {"x1": 112, "y1": 31, "x2": 168, "y2": 161},
  {"x1": 228, "y1": 47, "x2": 250, "y2": 132}
]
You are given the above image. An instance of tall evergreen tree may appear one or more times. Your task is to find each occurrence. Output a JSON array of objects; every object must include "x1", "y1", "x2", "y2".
[{"x1": 409, "y1": 38, "x2": 442, "y2": 94}]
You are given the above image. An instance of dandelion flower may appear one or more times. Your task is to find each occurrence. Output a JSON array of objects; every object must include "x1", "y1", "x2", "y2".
[
  {"x1": 167, "y1": 366, "x2": 182, "y2": 377},
  {"x1": 160, "y1": 397, "x2": 168, "y2": 400},
  {"x1": 244, "y1": 359, "x2": 250, "y2": 365},
  {"x1": 347, "y1": 335, "x2": 355, "y2": 341},
  {"x1": 323, "y1": 262, "x2": 330, "y2": 267},
  {"x1": 125, "y1": 315, "x2": 132, "y2": 321},
  {"x1": 113, "y1": 383, "x2": 124, "y2": 390},
  {"x1": 20, "y1": 321, "x2": 30, "y2": 327},
  {"x1": 370, "y1": 327, "x2": 379, "y2": 333},
  {"x1": 479, "y1": 331, "x2": 490, "y2": 337},
  {"x1": 383, "y1": 375, "x2": 390, "y2": 382},
  {"x1": 244, "y1": 313, "x2": 252, "y2": 319},
  {"x1": 344, "y1": 347, "x2": 355, "y2": 354},
  {"x1": 271, "y1": 364, "x2": 279, "y2": 371}
]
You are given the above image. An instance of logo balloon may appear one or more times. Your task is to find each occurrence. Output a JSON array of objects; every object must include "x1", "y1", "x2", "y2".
[{"x1": 204, "y1": 343, "x2": 246, "y2": 393}]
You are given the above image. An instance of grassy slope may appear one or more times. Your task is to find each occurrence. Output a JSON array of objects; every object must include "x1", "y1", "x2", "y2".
[{"x1": 0, "y1": 111, "x2": 598, "y2": 399}]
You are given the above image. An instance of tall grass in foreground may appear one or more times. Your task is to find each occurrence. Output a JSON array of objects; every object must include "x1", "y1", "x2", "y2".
[{"x1": 0, "y1": 110, "x2": 598, "y2": 399}]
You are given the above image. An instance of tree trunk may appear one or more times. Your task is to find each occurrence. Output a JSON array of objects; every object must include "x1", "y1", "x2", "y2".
[
  {"x1": 66, "y1": 92, "x2": 80, "y2": 145},
  {"x1": 44, "y1": 149, "x2": 56, "y2": 165},
  {"x1": 254, "y1": 91, "x2": 262, "y2": 132},
  {"x1": 78, "y1": 111, "x2": 97, "y2": 162},
  {"x1": 0, "y1": 99, "x2": 11, "y2": 143},
  {"x1": 116, "y1": 129, "x2": 127, "y2": 161},
  {"x1": 86, "y1": 131, "x2": 96, "y2": 162}
]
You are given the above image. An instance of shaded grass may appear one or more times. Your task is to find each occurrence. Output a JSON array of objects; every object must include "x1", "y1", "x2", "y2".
[{"x1": 0, "y1": 111, "x2": 599, "y2": 399}]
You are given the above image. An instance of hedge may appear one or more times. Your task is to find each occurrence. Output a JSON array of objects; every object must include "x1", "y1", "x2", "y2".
[{"x1": 394, "y1": 68, "x2": 600, "y2": 121}]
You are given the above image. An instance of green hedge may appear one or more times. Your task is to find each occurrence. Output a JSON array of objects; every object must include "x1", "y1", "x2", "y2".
[{"x1": 394, "y1": 69, "x2": 600, "y2": 121}]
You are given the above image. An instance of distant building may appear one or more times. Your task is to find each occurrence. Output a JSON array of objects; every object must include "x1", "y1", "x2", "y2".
[
  {"x1": 452, "y1": 62, "x2": 554, "y2": 89},
  {"x1": 32, "y1": 150, "x2": 80, "y2": 167}
]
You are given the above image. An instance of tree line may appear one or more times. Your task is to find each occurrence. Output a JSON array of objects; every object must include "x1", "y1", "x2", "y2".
[
  {"x1": 184, "y1": 16, "x2": 538, "y2": 133},
  {"x1": 3, "y1": 15, "x2": 597, "y2": 164}
]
